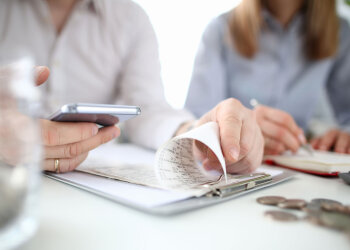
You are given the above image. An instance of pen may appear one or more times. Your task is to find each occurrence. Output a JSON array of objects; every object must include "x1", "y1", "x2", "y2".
[{"x1": 249, "y1": 98, "x2": 314, "y2": 155}]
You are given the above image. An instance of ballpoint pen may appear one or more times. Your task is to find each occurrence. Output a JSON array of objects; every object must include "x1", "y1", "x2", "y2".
[{"x1": 249, "y1": 98, "x2": 314, "y2": 155}]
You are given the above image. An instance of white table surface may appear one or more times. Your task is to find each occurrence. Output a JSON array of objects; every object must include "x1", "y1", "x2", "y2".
[{"x1": 20, "y1": 170, "x2": 350, "y2": 250}]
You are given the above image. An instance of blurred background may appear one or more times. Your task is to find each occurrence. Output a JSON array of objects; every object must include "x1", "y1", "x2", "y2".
[{"x1": 135, "y1": 0, "x2": 350, "y2": 109}]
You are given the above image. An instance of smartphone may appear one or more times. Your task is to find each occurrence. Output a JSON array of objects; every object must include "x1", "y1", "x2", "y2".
[{"x1": 48, "y1": 103, "x2": 141, "y2": 126}]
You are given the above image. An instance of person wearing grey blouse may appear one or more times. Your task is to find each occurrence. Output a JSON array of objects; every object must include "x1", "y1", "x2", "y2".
[{"x1": 186, "y1": 0, "x2": 350, "y2": 155}]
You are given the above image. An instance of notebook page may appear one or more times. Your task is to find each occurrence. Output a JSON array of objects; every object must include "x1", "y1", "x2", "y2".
[{"x1": 270, "y1": 148, "x2": 350, "y2": 166}]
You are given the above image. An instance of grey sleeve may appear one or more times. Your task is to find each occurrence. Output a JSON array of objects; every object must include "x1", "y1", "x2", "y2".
[
  {"x1": 326, "y1": 19, "x2": 350, "y2": 128},
  {"x1": 185, "y1": 16, "x2": 229, "y2": 118}
]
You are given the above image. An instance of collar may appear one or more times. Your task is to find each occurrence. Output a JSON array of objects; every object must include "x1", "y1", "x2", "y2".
[
  {"x1": 21, "y1": 0, "x2": 103, "y2": 16},
  {"x1": 80, "y1": 0, "x2": 102, "y2": 16},
  {"x1": 261, "y1": 8, "x2": 304, "y2": 32}
]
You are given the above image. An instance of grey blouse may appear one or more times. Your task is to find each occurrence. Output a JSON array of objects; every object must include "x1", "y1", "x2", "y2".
[{"x1": 185, "y1": 11, "x2": 350, "y2": 131}]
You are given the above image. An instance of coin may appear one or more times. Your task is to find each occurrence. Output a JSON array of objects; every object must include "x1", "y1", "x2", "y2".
[
  {"x1": 318, "y1": 211, "x2": 350, "y2": 231},
  {"x1": 345, "y1": 205, "x2": 350, "y2": 215},
  {"x1": 311, "y1": 198, "x2": 342, "y2": 206},
  {"x1": 264, "y1": 210, "x2": 298, "y2": 222},
  {"x1": 257, "y1": 196, "x2": 286, "y2": 205},
  {"x1": 321, "y1": 203, "x2": 345, "y2": 213},
  {"x1": 278, "y1": 199, "x2": 307, "y2": 210},
  {"x1": 305, "y1": 214, "x2": 324, "y2": 226},
  {"x1": 302, "y1": 202, "x2": 321, "y2": 214}
]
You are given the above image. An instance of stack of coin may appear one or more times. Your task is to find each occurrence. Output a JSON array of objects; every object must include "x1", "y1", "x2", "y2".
[{"x1": 256, "y1": 196, "x2": 350, "y2": 236}]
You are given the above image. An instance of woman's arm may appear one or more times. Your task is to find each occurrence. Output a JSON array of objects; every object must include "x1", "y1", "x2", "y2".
[{"x1": 185, "y1": 16, "x2": 228, "y2": 118}]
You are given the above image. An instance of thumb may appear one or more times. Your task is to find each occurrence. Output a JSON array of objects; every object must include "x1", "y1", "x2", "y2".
[{"x1": 34, "y1": 66, "x2": 50, "y2": 86}]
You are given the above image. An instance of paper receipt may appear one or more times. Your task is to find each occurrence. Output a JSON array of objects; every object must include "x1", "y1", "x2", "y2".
[{"x1": 155, "y1": 122, "x2": 227, "y2": 189}]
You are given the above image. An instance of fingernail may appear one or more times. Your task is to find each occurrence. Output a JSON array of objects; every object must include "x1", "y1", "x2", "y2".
[
  {"x1": 298, "y1": 133, "x2": 306, "y2": 144},
  {"x1": 230, "y1": 147, "x2": 240, "y2": 161}
]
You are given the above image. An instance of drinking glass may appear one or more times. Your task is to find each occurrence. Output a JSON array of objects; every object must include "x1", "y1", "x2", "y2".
[{"x1": 0, "y1": 58, "x2": 42, "y2": 249}]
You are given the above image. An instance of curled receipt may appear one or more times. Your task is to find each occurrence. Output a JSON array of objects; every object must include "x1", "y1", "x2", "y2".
[{"x1": 155, "y1": 122, "x2": 227, "y2": 190}]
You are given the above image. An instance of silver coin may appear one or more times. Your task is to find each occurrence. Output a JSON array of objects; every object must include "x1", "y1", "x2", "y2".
[
  {"x1": 278, "y1": 199, "x2": 307, "y2": 210},
  {"x1": 264, "y1": 210, "x2": 298, "y2": 222},
  {"x1": 302, "y1": 202, "x2": 321, "y2": 214},
  {"x1": 257, "y1": 196, "x2": 286, "y2": 205},
  {"x1": 311, "y1": 198, "x2": 342, "y2": 206},
  {"x1": 318, "y1": 211, "x2": 350, "y2": 231},
  {"x1": 304, "y1": 214, "x2": 324, "y2": 226}
]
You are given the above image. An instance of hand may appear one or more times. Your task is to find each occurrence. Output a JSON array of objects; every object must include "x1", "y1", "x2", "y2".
[
  {"x1": 34, "y1": 66, "x2": 120, "y2": 172},
  {"x1": 179, "y1": 98, "x2": 264, "y2": 174},
  {"x1": 41, "y1": 119, "x2": 120, "y2": 172},
  {"x1": 253, "y1": 105, "x2": 305, "y2": 155},
  {"x1": 310, "y1": 129, "x2": 350, "y2": 154}
]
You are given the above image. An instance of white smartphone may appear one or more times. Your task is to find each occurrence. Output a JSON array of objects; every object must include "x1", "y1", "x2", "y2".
[{"x1": 48, "y1": 103, "x2": 141, "y2": 126}]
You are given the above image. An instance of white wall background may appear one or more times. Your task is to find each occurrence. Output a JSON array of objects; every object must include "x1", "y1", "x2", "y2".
[
  {"x1": 135, "y1": 0, "x2": 350, "y2": 110},
  {"x1": 134, "y1": 0, "x2": 241, "y2": 109}
]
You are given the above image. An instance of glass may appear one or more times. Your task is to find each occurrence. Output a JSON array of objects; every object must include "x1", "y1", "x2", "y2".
[{"x1": 0, "y1": 58, "x2": 42, "y2": 249}]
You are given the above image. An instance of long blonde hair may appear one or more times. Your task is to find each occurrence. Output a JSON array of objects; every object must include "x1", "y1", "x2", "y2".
[{"x1": 229, "y1": 0, "x2": 339, "y2": 60}]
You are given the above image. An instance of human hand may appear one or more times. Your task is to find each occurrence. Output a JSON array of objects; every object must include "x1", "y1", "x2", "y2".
[
  {"x1": 184, "y1": 98, "x2": 264, "y2": 174},
  {"x1": 33, "y1": 66, "x2": 120, "y2": 172},
  {"x1": 310, "y1": 129, "x2": 350, "y2": 154},
  {"x1": 41, "y1": 120, "x2": 120, "y2": 172},
  {"x1": 253, "y1": 105, "x2": 305, "y2": 155}
]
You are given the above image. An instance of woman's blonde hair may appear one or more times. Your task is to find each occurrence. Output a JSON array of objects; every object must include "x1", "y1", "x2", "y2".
[{"x1": 229, "y1": 0, "x2": 339, "y2": 60}]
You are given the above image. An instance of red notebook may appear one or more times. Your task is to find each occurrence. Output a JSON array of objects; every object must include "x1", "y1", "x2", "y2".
[{"x1": 264, "y1": 149, "x2": 350, "y2": 176}]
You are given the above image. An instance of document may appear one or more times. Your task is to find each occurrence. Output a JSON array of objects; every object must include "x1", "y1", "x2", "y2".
[{"x1": 78, "y1": 122, "x2": 282, "y2": 197}]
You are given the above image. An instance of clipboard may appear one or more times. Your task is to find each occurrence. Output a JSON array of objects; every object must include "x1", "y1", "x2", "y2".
[{"x1": 45, "y1": 168, "x2": 294, "y2": 216}]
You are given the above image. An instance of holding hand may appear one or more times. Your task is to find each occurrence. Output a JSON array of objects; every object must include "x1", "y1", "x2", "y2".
[
  {"x1": 253, "y1": 105, "x2": 305, "y2": 155},
  {"x1": 310, "y1": 129, "x2": 350, "y2": 154},
  {"x1": 41, "y1": 120, "x2": 119, "y2": 172},
  {"x1": 35, "y1": 66, "x2": 120, "y2": 172},
  {"x1": 178, "y1": 98, "x2": 264, "y2": 174}
]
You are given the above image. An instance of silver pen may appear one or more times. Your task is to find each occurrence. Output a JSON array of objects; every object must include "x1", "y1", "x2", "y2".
[{"x1": 250, "y1": 98, "x2": 314, "y2": 155}]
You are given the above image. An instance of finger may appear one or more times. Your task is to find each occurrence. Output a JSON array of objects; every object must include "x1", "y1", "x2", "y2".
[
  {"x1": 35, "y1": 66, "x2": 50, "y2": 86},
  {"x1": 202, "y1": 157, "x2": 222, "y2": 172},
  {"x1": 236, "y1": 109, "x2": 257, "y2": 160},
  {"x1": 259, "y1": 119, "x2": 300, "y2": 152},
  {"x1": 310, "y1": 137, "x2": 321, "y2": 149},
  {"x1": 40, "y1": 120, "x2": 101, "y2": 146},
  {"x1": 216, "y1": 98, "x2": 245, "y2": 162},
  {"x1": 264, "y1": 137, "x2": 286, "y2": 155},
  {"x1": 44, "y1": 126, "x2": 120, "y2": 158},
  {"x1": 257, "y1": 106, "x2": 302, "y2": 140},
  {"x1": 44, "y1": 152, "x2": 89, "y2": 172},
  {"x1": 334, "y1": 132, "x2": 350, "y2": 154},
  {"x1": 318, "y1": 130, "x2": 338, "y2": 151},
  {"x1": 193, "y1": 140, "x2": 209, "y2": 162},
  {"x1": 206, "y1": 110, "x2": 257, "y2": 169},
  {"x1": 264, "y1": 148, "x2": 279, "y2": 155},
  {"x1": 226, "y1": 124, "x2": 264, "y2": 174}
]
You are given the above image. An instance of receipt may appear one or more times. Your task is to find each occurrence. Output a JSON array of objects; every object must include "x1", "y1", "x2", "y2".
[
  {"x1": 155, "y1": 122, "x2": 227, "y2": 189},
  {"x1": 78, "y1": 122, "x2": 228, "y2": 195}
]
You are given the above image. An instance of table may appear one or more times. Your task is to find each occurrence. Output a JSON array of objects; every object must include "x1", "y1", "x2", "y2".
[{"x1": 21, "y1": 171, "x2": 350, "y2": 250}]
